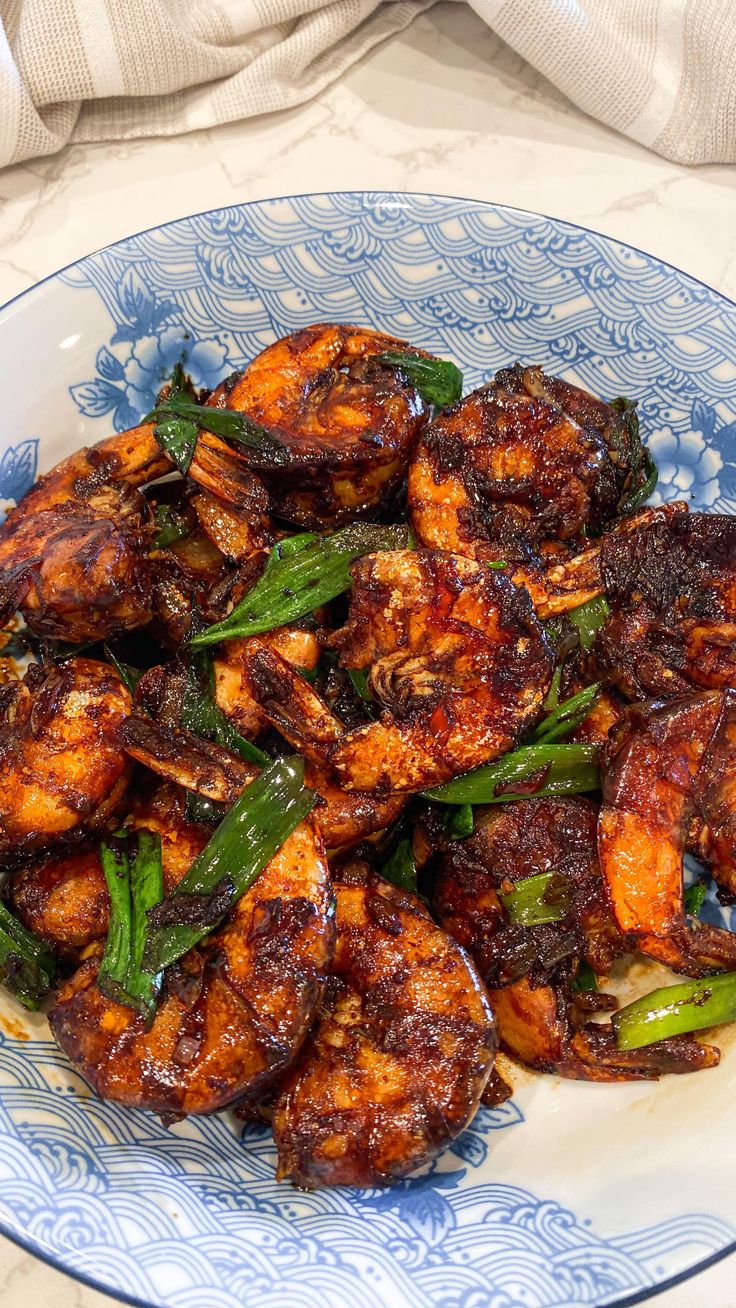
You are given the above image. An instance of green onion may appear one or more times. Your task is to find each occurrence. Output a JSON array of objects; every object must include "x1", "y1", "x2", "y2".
[
  {"x1": 145, "y1": 756, "x2": 315, "y2": 971},
  {"x1": 104, "y1": 646, "x2": 143, "y2": 697},
  {"x1": 684, "y1": 880, "x2": 709, "y2": 917},
  {"x1": 347, "y1": 667, "x2": 373, "y2": 703},
  {"x1": 98, "y1": 831, "x2": 164, "y2": 1021},
  {"x1": 442, "y1": 803, "x2": 475, "y2": 839},
  {"x1": 424, "y1": 742, "x2": 600, "y2": 805},
  {"x1": 613, "y1": 973, "x2": 736, "y2": 1050},
  {"x1": 567, "y1": 595, "x2": 610, "y2": 652},
  {"x1": 500, "y1": 870, "x2": 570, "y2": 926},
  {"x1": 188, "y1": 523, "x2": 412, "y2": 649},
  {"x1": 572, "y1": 960, "x2": 599, "y2": 993},
  {"x1": 380, "y1": 838, "x2": 418, "y2": 893},
  {"x1": 153, "y1": 503, "x2": 191, "y2": 548},
  {"x1": 487, "y1": 560, "x2": 507, "y2": 570},
  {"x1": 611, "y1": 397, "x2": 658, "y2": 515},
  {"x1": 543, "y1": 666, "x2": 562, "y2": 713},
  {"x1": 147, "y1": 362, "x2": 198, "y2": 474},
  {"x1": 0, "y1": 902, "x2": 57, "y2": 1010},
  {"x1": 375, "y1": 351, "x2": 463, "y2": 407},
  {"x1": 532, "y1": 682, "x2": 601, "y2": 744},
  {"x1": 182, "y1": 655, "x2": 268, "y2": 767},
  {"x1": 619, "y1": 448, "x2": 658, "y2": 515},
  {"x1": 146, "y1": 394, "x2": 288, "y2": 468}
]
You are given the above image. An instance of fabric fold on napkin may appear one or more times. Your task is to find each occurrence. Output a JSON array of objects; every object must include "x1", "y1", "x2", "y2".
[
  {"x1": 466, "y1": 0, "x2": 736, "y2": 166},
  {"x1": 1, "y1": 0, "x2": 734, "y2": 168},
  {"x1": 0, "y1": 0, "x2": 432, "y2": 169}
]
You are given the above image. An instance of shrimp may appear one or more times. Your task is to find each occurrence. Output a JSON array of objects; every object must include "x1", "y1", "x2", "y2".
[
  {"x1": 599, "y1": 691, "x2": 736, "y2": 975},
  {"x1": 8, "y1": 782, "x2": 202, "y2": 955},
  {"x1": 423, "y1": 798, "x2": 625, "y2": 989},
  {"x1": 424, "y1": 798, "x2": 717, "y2": 1080},
  {"x1": 9, "y1": 846, "x2": 109, "y2": 955},
  {"x1": 206, "y1": 324, "x2": 428, "y2": 528},
  {"x1": 0, "y1": 421, "x2": 269, "y2": 641},
  {"x1": 0, "y1": 658, "x2": 131, "y2": 863},
  {"x1": 230, "y1": 640, "x2": 405, "y2": 848},
  {"x1": 512, "y1": 502, "x2": 689, "y2": 619},
  {"x1": 271, "y1": 862, "x2": 496, "y2": 1187},
  {"x1": 129, "y1": 648, "x2": 404, "y2": 851},
  {"x1": 408, "y1": 365, "x2": 649, "y2": 558},
  {"x1": 328, "y1": 549, "x2": 553, "y2": 792},
  {"x1": 48, "y1": 792, "x2": 335, "y2": 1117},
  {"x1": 595, "y1": 509, "x2": 736, "y2": 698},
  {"x1": 213, "y1": 628, "x2": 320, "y2": 742}
]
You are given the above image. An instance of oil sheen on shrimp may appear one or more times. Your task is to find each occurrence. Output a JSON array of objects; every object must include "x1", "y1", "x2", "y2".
[
  {"x1": 425, "y1": 798, "x2": 717, "y2": 1081},
  {"x1": 0, "y1": 658, "x2": 131, "y2": 863},
  {"x1": 272, "y1": 862, "x2": 496, "y2": 1187},
  {"x1": 599, "y1": 690, "x2": 736, "y2": 976},
  {"x1": 206, "y1": 323, "x2": 429, "y2": 527},
  {"x1": 408, "y1": 365, "x2": 648, "y2": 558},
  {"x1": 49, "y1": 803, "x2": 335, "y2": 1117},
  {"x1": 329, "y1": 548, "x2": 553, "y2": 792}
]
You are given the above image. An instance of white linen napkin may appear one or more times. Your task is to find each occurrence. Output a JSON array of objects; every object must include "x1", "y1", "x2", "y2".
[
  {"x1": 0, "y1": 0, "x2": 734, "y2": 168},
  {"x1": 466, "y1": 0, "x2": 736, "y2": 166},
  {"x1": 0, "y1": 0, "x2": 432, "y2": 168}
]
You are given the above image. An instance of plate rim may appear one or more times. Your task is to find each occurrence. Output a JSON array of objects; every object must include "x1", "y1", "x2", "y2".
[
  {"x1": 1, "y1": 187, "x2": 735, "y2": 1308},
  {"x1": 2, "y1": 188, "x2": 736, "y2": 322}
]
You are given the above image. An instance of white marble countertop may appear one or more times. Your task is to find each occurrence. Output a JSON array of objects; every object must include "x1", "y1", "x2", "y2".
[{"x1": 0, "y1": 4, "x2": 735, "y2": 1306}]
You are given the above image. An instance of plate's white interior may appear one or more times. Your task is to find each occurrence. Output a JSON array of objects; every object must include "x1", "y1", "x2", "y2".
[{"x1": 1, "y1": 193, "x2": 735, "y2": 1308}]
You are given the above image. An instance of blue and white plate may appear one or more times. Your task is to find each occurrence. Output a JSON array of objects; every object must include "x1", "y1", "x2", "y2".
[{"x1": 1, "y1": 192, "x2": 735, "y2": 1308}]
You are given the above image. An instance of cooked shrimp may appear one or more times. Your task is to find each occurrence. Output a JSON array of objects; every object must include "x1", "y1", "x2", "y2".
[
  {"x1": 512, "y1": 502, "x2": 689, "y2": 619},
  {"x1": 271, "y1": 862, "x2": 496, "y2": 1187},
  {"x1": 0, "y1": 658, "x2": 131, "y2": 863},
  {"x1": 489, "y1": 975, "x2": 718, "y2": 1080},
  {"x1": 425, "y1": 797, "x2": 625, "y2": 988},
  {"x1": 425, "y1": 797, "x2": 717, "y2": 1080},
  {"x1": 230, "y1": 640, "x2": 405, "y2": 848},
  {"x1": 130, "y1": 645, "x2": 404, "y2": 850},
  {"x1": 49, "y1": 799, "x2": 334, "y2": 1117},
  {"x1": 599, "y1": 691, "x2": 736, "y2": 975},
  {"x1": 8, "y1": 783, "x2": 202, "y2": 954},
  {"x1": 206, "y1": 324, "x2": 428, "y2": 528},
  {"x1": 214, "y1": 628, "x2": 320, "y2": 742},
  {"x1": 329, "y1": 549, "x2": 553, "y2": 792},
  {"x1": 9, "y1": 846, "x2": 109, "y2": 955},
  {"x1": 596, "y1": 509, "x2": 736, "y2": 698},
  {"x1": 408, "y1": 365, "x2": 648, "y2": 558},
  {"x1": 0, "y1": 422, "x2": 269, "y2": 641}
]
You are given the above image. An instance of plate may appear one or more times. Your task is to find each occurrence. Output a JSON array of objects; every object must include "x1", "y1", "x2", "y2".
[{"x1": 1, "y1": 191, "x2": 736, "y2": 1308}]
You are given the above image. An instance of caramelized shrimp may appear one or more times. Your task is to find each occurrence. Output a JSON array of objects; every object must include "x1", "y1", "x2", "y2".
[
  {"x1": 206, "y1": 324, "x2": 428, "y2": 527},
  {"x1": 596, "y1": 509, "x2": 736, "y2": 698},
  {"x1": 272, "y1": 863, "x2": 496, "y2": 1187},
  {"x1": 0, "y1": 658, "x2": 131, "y2": 863},
  {"x1": 0, "y1": 426, "x2": 168, "y2": 640},
  {"x1": 408, "y1": 366, "x2": 648, "y2": 558},
  {"x1": 214, "y1": 628, "x2": 320, "y2": 742},
  {"x1": 426, "y1": 798, "x2": 717, "y2": 1080},
  {"x1": 0, "y1": 422, "x2": 269, "y2": 641},
  {"x1": 8, "y1": 783, "x2": 202, "y2": 955},
  {"x1": 512, "y1": 502, "x2": 689, "y2": 619},
  {"x1": 49, "y1": 800, "x2": 334, "y2": 1117},
  {"x1": 423, "y1": 799, "x2": 625, "y2": 990},
  {"x1": 329, "y1": 549, "x2": 553, "y2": 792},
  {"x1": 9, "y1": 846, "x2": 109, "y2": 955},
  {"x1": 599, "y1": 691, "x2": 736, "y2": 975}
]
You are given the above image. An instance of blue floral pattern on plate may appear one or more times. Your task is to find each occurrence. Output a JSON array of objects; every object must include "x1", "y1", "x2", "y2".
[
  {"x1": 0, "y1": 439, "x2": 38, "y2": 523},
  {"x1": 3, "y1": 192, "x2": 736, "y2": 1308}
]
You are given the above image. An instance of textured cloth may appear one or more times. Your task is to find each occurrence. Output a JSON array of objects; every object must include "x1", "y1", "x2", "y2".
[
  {"x1": 0, "y1": 0, "x2": 734, "y2": 168},
  {"x1": 0, "y1": 0, "x2": 432, "y2": 167},
  {"x1": 466, "y1": 0, "x2": 736, "y2": 165}
]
